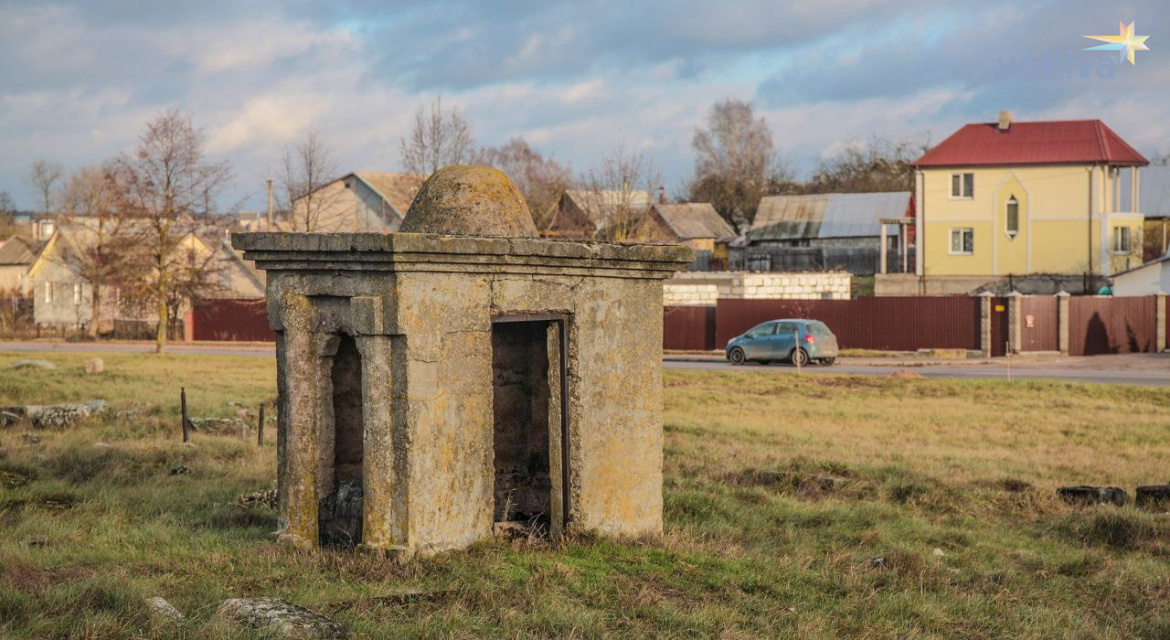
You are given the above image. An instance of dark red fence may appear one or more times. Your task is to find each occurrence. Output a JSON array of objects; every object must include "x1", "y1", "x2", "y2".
[
  {"x1": 191, "y1": 299, "x2": 274, "y2": 342},
  {"x1": 714, "y1": 297, "x2": 980, "y2": 352},
  {"x1": 663, "y1": 306, "x2": 717, "y2": 351},
  {"x1": 1068, "y1": 296, "x2": 1156, "y2": 356},
  {"x1": 1020, "y1": 296, "x2": 1058, "y2": 352}
]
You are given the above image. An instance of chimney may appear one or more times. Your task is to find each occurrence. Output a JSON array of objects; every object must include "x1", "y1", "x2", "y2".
[
  {"x1": 657, "y1": 186, "x2": 667, "y2": 204},
  {"x1": 997, "y1": 110, "x2": 1013, "y2": 131}
]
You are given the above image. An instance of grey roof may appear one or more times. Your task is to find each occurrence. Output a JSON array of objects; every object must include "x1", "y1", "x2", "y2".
[
  {"x1": 651, "y1": 203, "x2": 736, "y2": 240},
  {"x1": 748, "y1": 192, "x2": 912, "y2": 241},
  {"x1": 1120, "y1": 165, "x2": 1170, "y2": 218},
  {"x1": 0, "y1": 236, "x2": 42, "y2": 266}
]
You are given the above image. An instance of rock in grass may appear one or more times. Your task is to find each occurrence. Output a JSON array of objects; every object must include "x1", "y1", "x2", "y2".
[
  {"x1": 214, "y1": 598, "x2": 350, "y2": 639},
  {"x1": 1136, "y1": 485, "x2": 1170, "y2": 510},
  {"x1": 84, "y1": 357, "x2": 104, "y2": 374},
  {"x1": 8, "y1": 359, "x2": 55, "y2": 370},
  {"x1": 1057, "y1": 486, "x2": 1128, "y2": 507},
  {"x1": 145, "y1": 596, "x2": 185, "y2": 622}
]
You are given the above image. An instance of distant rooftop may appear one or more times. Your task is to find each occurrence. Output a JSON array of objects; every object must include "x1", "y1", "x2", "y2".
[{"x1": 749, "y1": 192, "x2": 913, "y2": 241}]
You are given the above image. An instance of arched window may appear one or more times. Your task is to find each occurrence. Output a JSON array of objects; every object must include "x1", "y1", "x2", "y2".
[{"x1": 1006, "y1": 196, "x2": 1019, "y2": 238}]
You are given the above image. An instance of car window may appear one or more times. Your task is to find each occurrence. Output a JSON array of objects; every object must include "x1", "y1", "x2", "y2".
[
  {"x1": 776, "y1": 322, "x2": 798, "y2": 335},
  {"x1": 747, "y1": 323, "x2": 775, "y2": 338},
  {"x1": 808, "y1": 321, "x2": 832, "y2": 336}
]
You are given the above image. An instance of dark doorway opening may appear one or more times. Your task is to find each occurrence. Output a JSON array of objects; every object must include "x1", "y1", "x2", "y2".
[
  {"x1": 491, "y1": 321, "x2": 554, "y2": 536},
  {"x1": 320, "y1": 334, "x2": 364, "y2": 548}
]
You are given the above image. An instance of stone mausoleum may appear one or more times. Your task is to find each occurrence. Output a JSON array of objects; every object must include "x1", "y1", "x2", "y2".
[{"x1": 233, "y1": 166, "x2": 692, "y2": 555}]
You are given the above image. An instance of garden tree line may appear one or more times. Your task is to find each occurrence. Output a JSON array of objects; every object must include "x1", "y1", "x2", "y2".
[{"x1": 6, "y1": 96, "x2": 937, "y2": 347}]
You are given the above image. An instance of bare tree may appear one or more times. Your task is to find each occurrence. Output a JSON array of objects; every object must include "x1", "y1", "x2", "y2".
[
  {"x1": 57, "y1": 164, "x2": 131, "y2": 339},
  {"x1": 581, "y1": 145, "x2": 660, "y2": 243},
  {"x1": 1151, "y1": 150, "x2": 1170, "y2": 166},
  {"x1": 0, "y1": 191, "x2": 16, "y2": 239},
  {"x1": 686, "y1": 99, "x2": 791, "y2": 232},
  {"x1": 807, "y1": 135, "x2": 930, "y2": 194},
  {"x1": 27, "y1": 160, "x2": 64, "y2": 217},
  {"x1": 399, "y1": 95, "x2": 479, "y2": 177},
  {"x1": 480, "y1": 138, "x2": 573, "y2": 228},
  {"x1": 278, "y1": 128, "x2": 343, "y2": 232},
  {"x1": 110, "y1": 109, "x2": 232, "y2": 353}
]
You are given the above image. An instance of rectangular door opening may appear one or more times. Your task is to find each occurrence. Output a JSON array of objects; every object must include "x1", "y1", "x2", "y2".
[
  {"x1": 491, "y1": 320, "x2": 557, "y2": 537},
  {"x1": 320, "y1": 334, "x2": 364, "y2": 548}
]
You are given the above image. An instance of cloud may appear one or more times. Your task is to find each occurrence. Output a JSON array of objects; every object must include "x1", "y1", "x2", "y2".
[{"x1": 0, "y1": 0, "x2": 1167, "y2": 211}]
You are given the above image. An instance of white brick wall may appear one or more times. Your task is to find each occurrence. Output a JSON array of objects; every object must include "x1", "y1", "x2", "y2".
[{"x1": 665, "y1": 272, "x2": 851, "y2": 305}]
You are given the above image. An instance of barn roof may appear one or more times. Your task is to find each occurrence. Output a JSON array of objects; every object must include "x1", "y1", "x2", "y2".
[
  {"x1": 651, "y1": 203, "x2": 735, "y2": 240},
  {"x1": 0, "y1": 236, "x2": 43, "y2": 266},
  {"x1": 748, "y1": 192, "x2": 912, "y2": 241},
  {"x1": 353, "y1": 172, "x2": 425, "y2": 218}
]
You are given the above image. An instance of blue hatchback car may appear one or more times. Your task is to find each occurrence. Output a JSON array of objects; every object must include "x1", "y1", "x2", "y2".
[{"x1": 726, "y1": 319, "x2": 839, "y2": 366}]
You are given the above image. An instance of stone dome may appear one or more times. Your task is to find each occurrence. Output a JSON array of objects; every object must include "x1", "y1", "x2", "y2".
[{"x1": 400, "y1": 165, "x2": 538, "y2": 238}]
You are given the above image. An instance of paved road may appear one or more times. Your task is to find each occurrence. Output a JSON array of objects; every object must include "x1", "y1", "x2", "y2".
[
  {"x1": 1, "y1": 342, "x2": 1166, "y2": 386},
  {"x1": 663, "y1": 359, "x2": 1170, "y2": 387}
]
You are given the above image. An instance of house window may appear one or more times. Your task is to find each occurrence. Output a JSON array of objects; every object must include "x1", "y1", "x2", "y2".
[
  {"x1": 950, "y1": 228, "x2": 974, "y2": 255},
  {"x1": 1005, "y1": 196, "x2": 1019, "y2": 238},
  {"x1": 73, "y1": 283, "x2": 82, "y2": 306},
  {"x1": 44, "y1": 282, "x2": 53, "y2": 304},
  {"x1": 1113, "y1": 226, "x2": 1131, "y2": 254},
  {"x1": 950, "y1": 173, "x2": 974, "y2": 199}
]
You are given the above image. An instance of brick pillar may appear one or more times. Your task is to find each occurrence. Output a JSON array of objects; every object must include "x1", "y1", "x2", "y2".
[
  {"x1": 1156, "y1": 292, "x2": 1167, "y2": 353},
  {"x1": 1006, "y1": 291, "x2": 1023, "y2": 355},
  {"x1": 1055, "y1": 291, "x2": 1071, "y2": 356},
  {"x1": 978, "y1": 292, "x2": 994, "y2": 358}
]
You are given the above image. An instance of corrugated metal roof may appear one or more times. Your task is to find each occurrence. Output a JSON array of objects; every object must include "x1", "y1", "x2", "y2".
[
  {"x1": 652, "y1": 203, "x2": 736, "y2": 240},
  {"x1": 748, "y1": 192, "x2": 911, "y2": 241},
  {"x1": 0, "y1": 237, "x2": 43, "y2": 266},
  {"x1": 1121, "y1": 165, "x2": 1170, "y2": 218},
  {"x1": 915, "y1": 120, "x2": 1148, "y2": 168}
]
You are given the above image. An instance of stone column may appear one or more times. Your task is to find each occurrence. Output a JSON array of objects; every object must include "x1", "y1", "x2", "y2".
[
  {"x1": 1056, "y1": 291, "x2": 1071, "y2": 356},
  {"x1": 879, "y1": 224, "x2": 888, "y2": 275},
  {"x1": 354, "y1": 334, "x2": 397, "y2": 551},
  {"x1": 1156, "y1": 292, "x2": 1166, "y2": 353},
  {"x1": 277, "y1": 295, "x2": 322, "y2": 549},
  {"x1": 977, "y1": 292, "x2": 994, "y2": 358},
  {"x1": 1006, "y1": 291, "x2": 1023, "y2": 355}
]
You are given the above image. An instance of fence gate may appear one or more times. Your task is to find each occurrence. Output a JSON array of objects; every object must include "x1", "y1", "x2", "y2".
[
  {"x1": 1019, "y1": 296, "x2": 1059, "y2": 352},
  {"x1": 990, "y1": 298, "x2": 1009, "y2": 357}
]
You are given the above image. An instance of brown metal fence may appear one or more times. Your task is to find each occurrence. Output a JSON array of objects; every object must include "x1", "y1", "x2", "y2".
[
  {"x1": 1068, "y1": 296, "x2": 1156, "y2": 356},
  {"x1": 663, "y1": 306, "x2": 717, "y2": 351},
  {"x1": 1019, "y1": 296, "x2": 1059, "y2": 352},
  {"x1": 191, "y1": 299, "x2": 274, "y2": 342},
  {"x1": 714, "y1": 297, "x2": 981, "y2": 352}
]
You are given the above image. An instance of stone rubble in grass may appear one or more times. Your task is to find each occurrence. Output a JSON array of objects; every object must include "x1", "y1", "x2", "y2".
[
  {"x1": 7, "y1": 359, "x2": 55, "y2": 370},
  {"x1": 1057, "y1": 485, "x2": 1129, "y2": 507},
  {"x1": 214, "y1": 597, "x2": 351, "y2": 639},
  {"x1": 145, "y1": 597, "x2": 184, "y2": 622},
  {"x1": 1136, "y1": 485, "x2": 1170, "y2": 509},
  {"x1": 0, "y1": 400, "x2": 107, "y2": 429},
  {"x1": 84, "y1": 357, "x2": 104, "y2": 374}
]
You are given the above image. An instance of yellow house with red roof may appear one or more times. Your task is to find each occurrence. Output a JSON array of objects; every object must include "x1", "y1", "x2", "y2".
[{"x1": 908, "y1": 112, "x2": 1147, "y2": 291}]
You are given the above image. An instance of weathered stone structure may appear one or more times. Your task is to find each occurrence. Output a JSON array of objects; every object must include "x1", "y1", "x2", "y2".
[{"x1": 234, "y1": 166, "x2": 692, "y2": 556}]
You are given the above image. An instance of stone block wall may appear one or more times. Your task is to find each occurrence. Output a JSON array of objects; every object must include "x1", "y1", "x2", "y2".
[{"x1": 663, "y1": 283, "x2": 719, "y2": 306}]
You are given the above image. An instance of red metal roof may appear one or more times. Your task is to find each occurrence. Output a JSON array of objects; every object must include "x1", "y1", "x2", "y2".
[{"x1": 914, "y1": 120, "x2": 1148, "y2": 168}]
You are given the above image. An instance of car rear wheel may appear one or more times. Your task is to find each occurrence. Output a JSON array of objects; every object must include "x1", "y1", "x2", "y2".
[
  {"x1": 729, "y1": 348, "x2": 746, "y2": 365},
  {"x1": 791, "y1": 348, "x2": 809, "y2": 367},
  {"x1": 818, "y1": 357, "x2": 836, "y2": 366}
]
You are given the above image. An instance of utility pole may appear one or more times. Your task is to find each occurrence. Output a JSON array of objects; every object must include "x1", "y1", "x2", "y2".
[{"x1": 266, "y1": 178, "x2": 274, "y2": 230}]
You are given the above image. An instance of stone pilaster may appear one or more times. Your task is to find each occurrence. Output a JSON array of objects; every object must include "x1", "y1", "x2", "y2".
[
  {"x1": 278, "y1": 295, "x2": 322, "y2": 549},
  {"x1": 1056, "y1": 291, "x2": 1071, "y2": 356},
  {"x1": 1156, "y1": 292, "x2": 1166, "y2": 353},
  {"x1": 1006, "y1": 291, "x2": 1023, "y2": 355},
  {"x1": 355, "y1": 335, "x2": 398, "y2": 551}
]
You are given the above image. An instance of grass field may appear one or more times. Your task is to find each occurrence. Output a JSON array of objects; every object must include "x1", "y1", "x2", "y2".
[{"x1": 1, "y1": 351, "x2": 1169, "y2": 639}]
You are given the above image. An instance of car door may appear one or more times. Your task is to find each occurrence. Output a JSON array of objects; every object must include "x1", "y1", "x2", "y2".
[
  {"x1": 774, "y1": 322, "x2": 799, "y2": 360},
  {"x1": 741, "y1": 322, "x2": 777, "y2": 359}
]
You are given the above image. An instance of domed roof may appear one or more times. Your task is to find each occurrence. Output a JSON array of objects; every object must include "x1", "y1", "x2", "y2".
[{"x1": 400, "y1": 165, "x2": 537, "y2": 238}]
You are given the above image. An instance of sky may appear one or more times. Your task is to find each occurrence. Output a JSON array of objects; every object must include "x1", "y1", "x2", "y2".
[{"x1": 0, "y1": 0, "x2": 1165, "y2": 212}]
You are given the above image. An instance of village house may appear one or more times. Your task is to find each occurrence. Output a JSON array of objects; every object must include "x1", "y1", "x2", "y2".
[
  {"x1": 884, "y1": 111, "x2": 1148, "y2": 295},
  {"x1": 1121, "y1": 164, "x2": 1170, "y2": 260},
  {"x1": 542, "y1": 189, "x2": 653, "y2": 240},
  {"x1": 738, "y1": 192, "x2": 914, "y2": 275},
  {"x1": 638, "y1": 203, "x2": 736, "y2": 269},
  {"x1": 0, "y1": 236, "x2": 44, "y2": 294},
  {"x1": 27, "y1": 226, "x2": 264, "y2": 333},
  {"x1": 291, "y1": 172, "x2": 422, "y2": 232}
]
